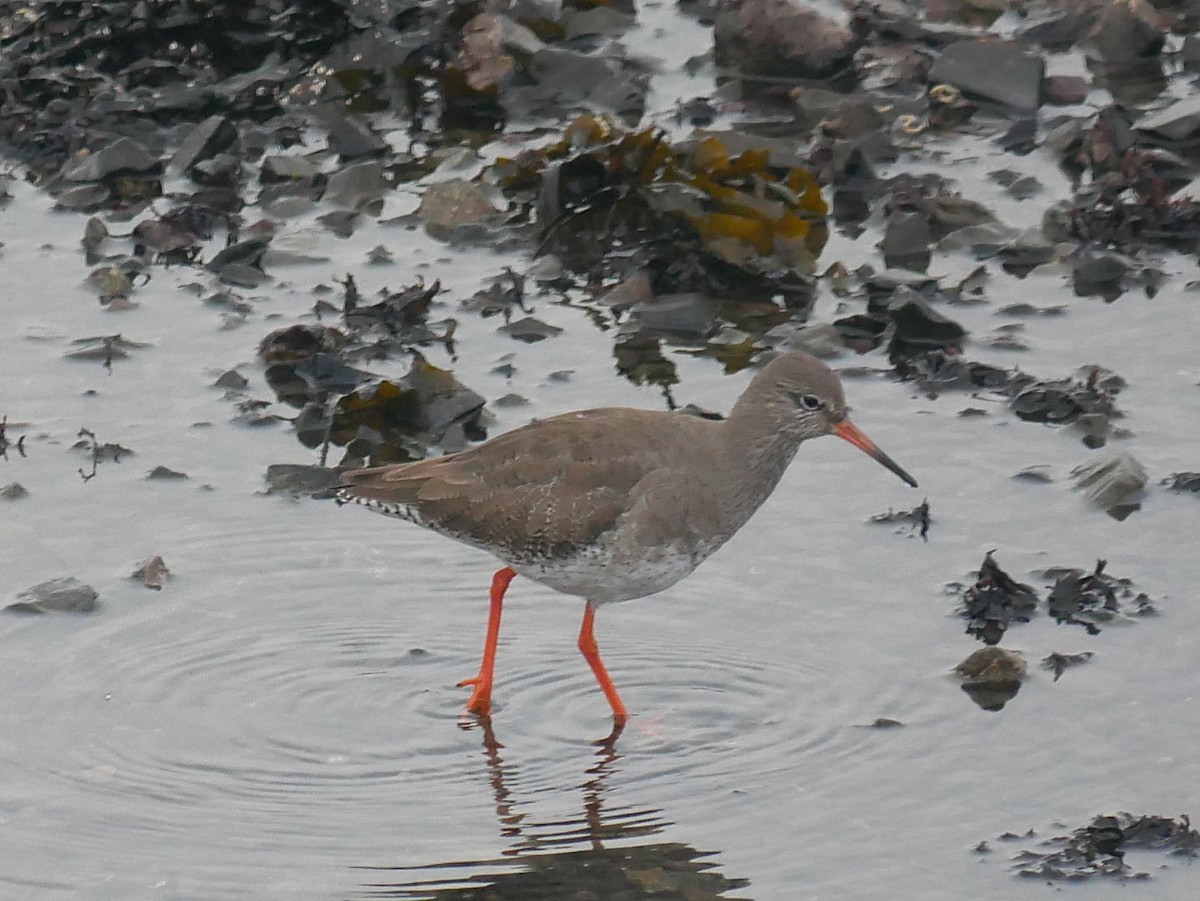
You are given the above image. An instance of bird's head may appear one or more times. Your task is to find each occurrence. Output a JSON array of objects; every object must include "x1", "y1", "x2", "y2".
[{"x1": 763, "y1": 352, "x2": 918, "y2": 488}]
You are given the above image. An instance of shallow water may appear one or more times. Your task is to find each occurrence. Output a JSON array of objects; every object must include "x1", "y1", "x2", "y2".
[{"x1": 4, "y1": 5, "x2": 1200, "y2": 900}]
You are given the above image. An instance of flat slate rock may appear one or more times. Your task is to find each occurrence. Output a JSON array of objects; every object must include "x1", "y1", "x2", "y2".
[
  {"x1": 1135, "y1": 93, "x2": 1200, "y2": 142},
  {"x1": 7, "y1": 577, "x2": 98, "y2": 614},
  {"x1": 928, "y1": 40, "x2": 1044, "y2": 112}
]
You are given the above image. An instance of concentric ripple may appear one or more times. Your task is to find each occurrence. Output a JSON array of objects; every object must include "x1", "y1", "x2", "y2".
[
  {"x1": 0, "y1": 503, "x2": 518, "y2": 886},
  {"x1": 2, "y1": 495, "x2": 945, "y2": 898},
  {"x1": 462, "y1": 585, "x2": 939, "y2": 802}
]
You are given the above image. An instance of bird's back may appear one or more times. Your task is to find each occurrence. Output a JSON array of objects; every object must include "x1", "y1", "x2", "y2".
[{"x1": 341, "y1": 407, "x2": 735, "y2": 601}]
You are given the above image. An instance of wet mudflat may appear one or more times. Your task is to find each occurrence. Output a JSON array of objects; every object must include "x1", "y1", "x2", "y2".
[{"x1": 3, "y1": 0, "x2": 1200, "y2": 898}]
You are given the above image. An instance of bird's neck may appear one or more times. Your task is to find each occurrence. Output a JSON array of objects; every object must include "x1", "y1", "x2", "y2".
[{"x1": 716, "y1": 389, "x2": 807, "y2": 523}]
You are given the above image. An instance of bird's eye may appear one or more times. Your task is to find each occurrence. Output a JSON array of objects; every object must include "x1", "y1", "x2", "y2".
[{"x1": 799, "y1": 394, "x2": 823, "y2": 411}]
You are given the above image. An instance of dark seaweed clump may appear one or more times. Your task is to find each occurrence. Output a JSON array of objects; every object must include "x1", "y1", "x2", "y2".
[
  {"x1": 1006, "y1": 813, "x2": 1200, "y2": 881},
  {"x1": 957, "y1": 552, "x2": 1158, "y2": 644},
  {"x1": 958, "y1": 551, "x2": 1039, "y2": 645}
]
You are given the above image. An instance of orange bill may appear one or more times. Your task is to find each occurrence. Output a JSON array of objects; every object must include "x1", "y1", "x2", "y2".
[{"x1": 833, "y1": 420, "x2": 918, "y2": 488}]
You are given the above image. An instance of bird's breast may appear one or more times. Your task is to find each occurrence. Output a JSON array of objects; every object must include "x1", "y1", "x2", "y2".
[{"x1": 515, "y1": 539, "x2": 705, "y2": 604}]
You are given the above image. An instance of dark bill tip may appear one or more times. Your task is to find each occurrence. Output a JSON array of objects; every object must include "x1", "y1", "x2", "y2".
[{"x1": 833, "y1": 420, "x2": 919, "y2": 488}]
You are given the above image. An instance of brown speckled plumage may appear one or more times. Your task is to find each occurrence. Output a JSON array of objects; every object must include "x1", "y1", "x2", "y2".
[
  {"x1": 339, "y1": 352, "x2": 915, "y2": 603},
  {"x1": 338, "y1": 351, "x2": 916, "y2": 726}
]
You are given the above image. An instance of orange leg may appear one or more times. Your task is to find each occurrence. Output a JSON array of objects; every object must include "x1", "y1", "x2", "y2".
[
  {"x1": 458, "y1": 566, "x2": 516, "y2": 716},
  {"x1": 577, "y1": 602, "x2": 629, "y2": 726}
]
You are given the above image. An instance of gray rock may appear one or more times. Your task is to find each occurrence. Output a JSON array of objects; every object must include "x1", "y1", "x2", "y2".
[
  {"x1": 8, "y1": 577, "x2": 98, "y2": 614},
  {"x1": 929, "y1": 41, "x2": 1044, "y2": 112}
]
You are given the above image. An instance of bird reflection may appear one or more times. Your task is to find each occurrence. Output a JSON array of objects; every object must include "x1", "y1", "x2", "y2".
[{"x1": 351, "y1": 719, "x2": 750, "y2": 900}]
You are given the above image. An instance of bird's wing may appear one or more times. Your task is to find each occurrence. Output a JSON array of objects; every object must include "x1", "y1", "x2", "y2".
[{"x1": 341, "y1": 409, "x2": 697, "y2": 560}]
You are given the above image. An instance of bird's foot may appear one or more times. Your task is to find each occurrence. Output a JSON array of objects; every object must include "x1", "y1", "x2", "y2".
[{"x1": 457, "y1": 674, "x2": 492, "y2": 716}]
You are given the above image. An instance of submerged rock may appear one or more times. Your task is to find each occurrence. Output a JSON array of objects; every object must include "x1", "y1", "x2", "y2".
[
  {"x1": 1071, "y1": 450, "x2": 1147, "y2": 519},
  {"x1": 0, "y1": 482, "x2": 28, "y2": 500},
  {"x1": 955, "y1": 647, "x2": 1026, "y2": 712},
  {"x1": 7, "y1": 577, "x2": 98, "y2": 614},
  {"x1": 132, "y1": 556, "x2": 170, "y2": 591}
]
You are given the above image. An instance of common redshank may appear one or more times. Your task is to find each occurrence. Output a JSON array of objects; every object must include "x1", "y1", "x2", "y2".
[{"x1": 340, "y1": 351, "x2": 917, "y2": 728}]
